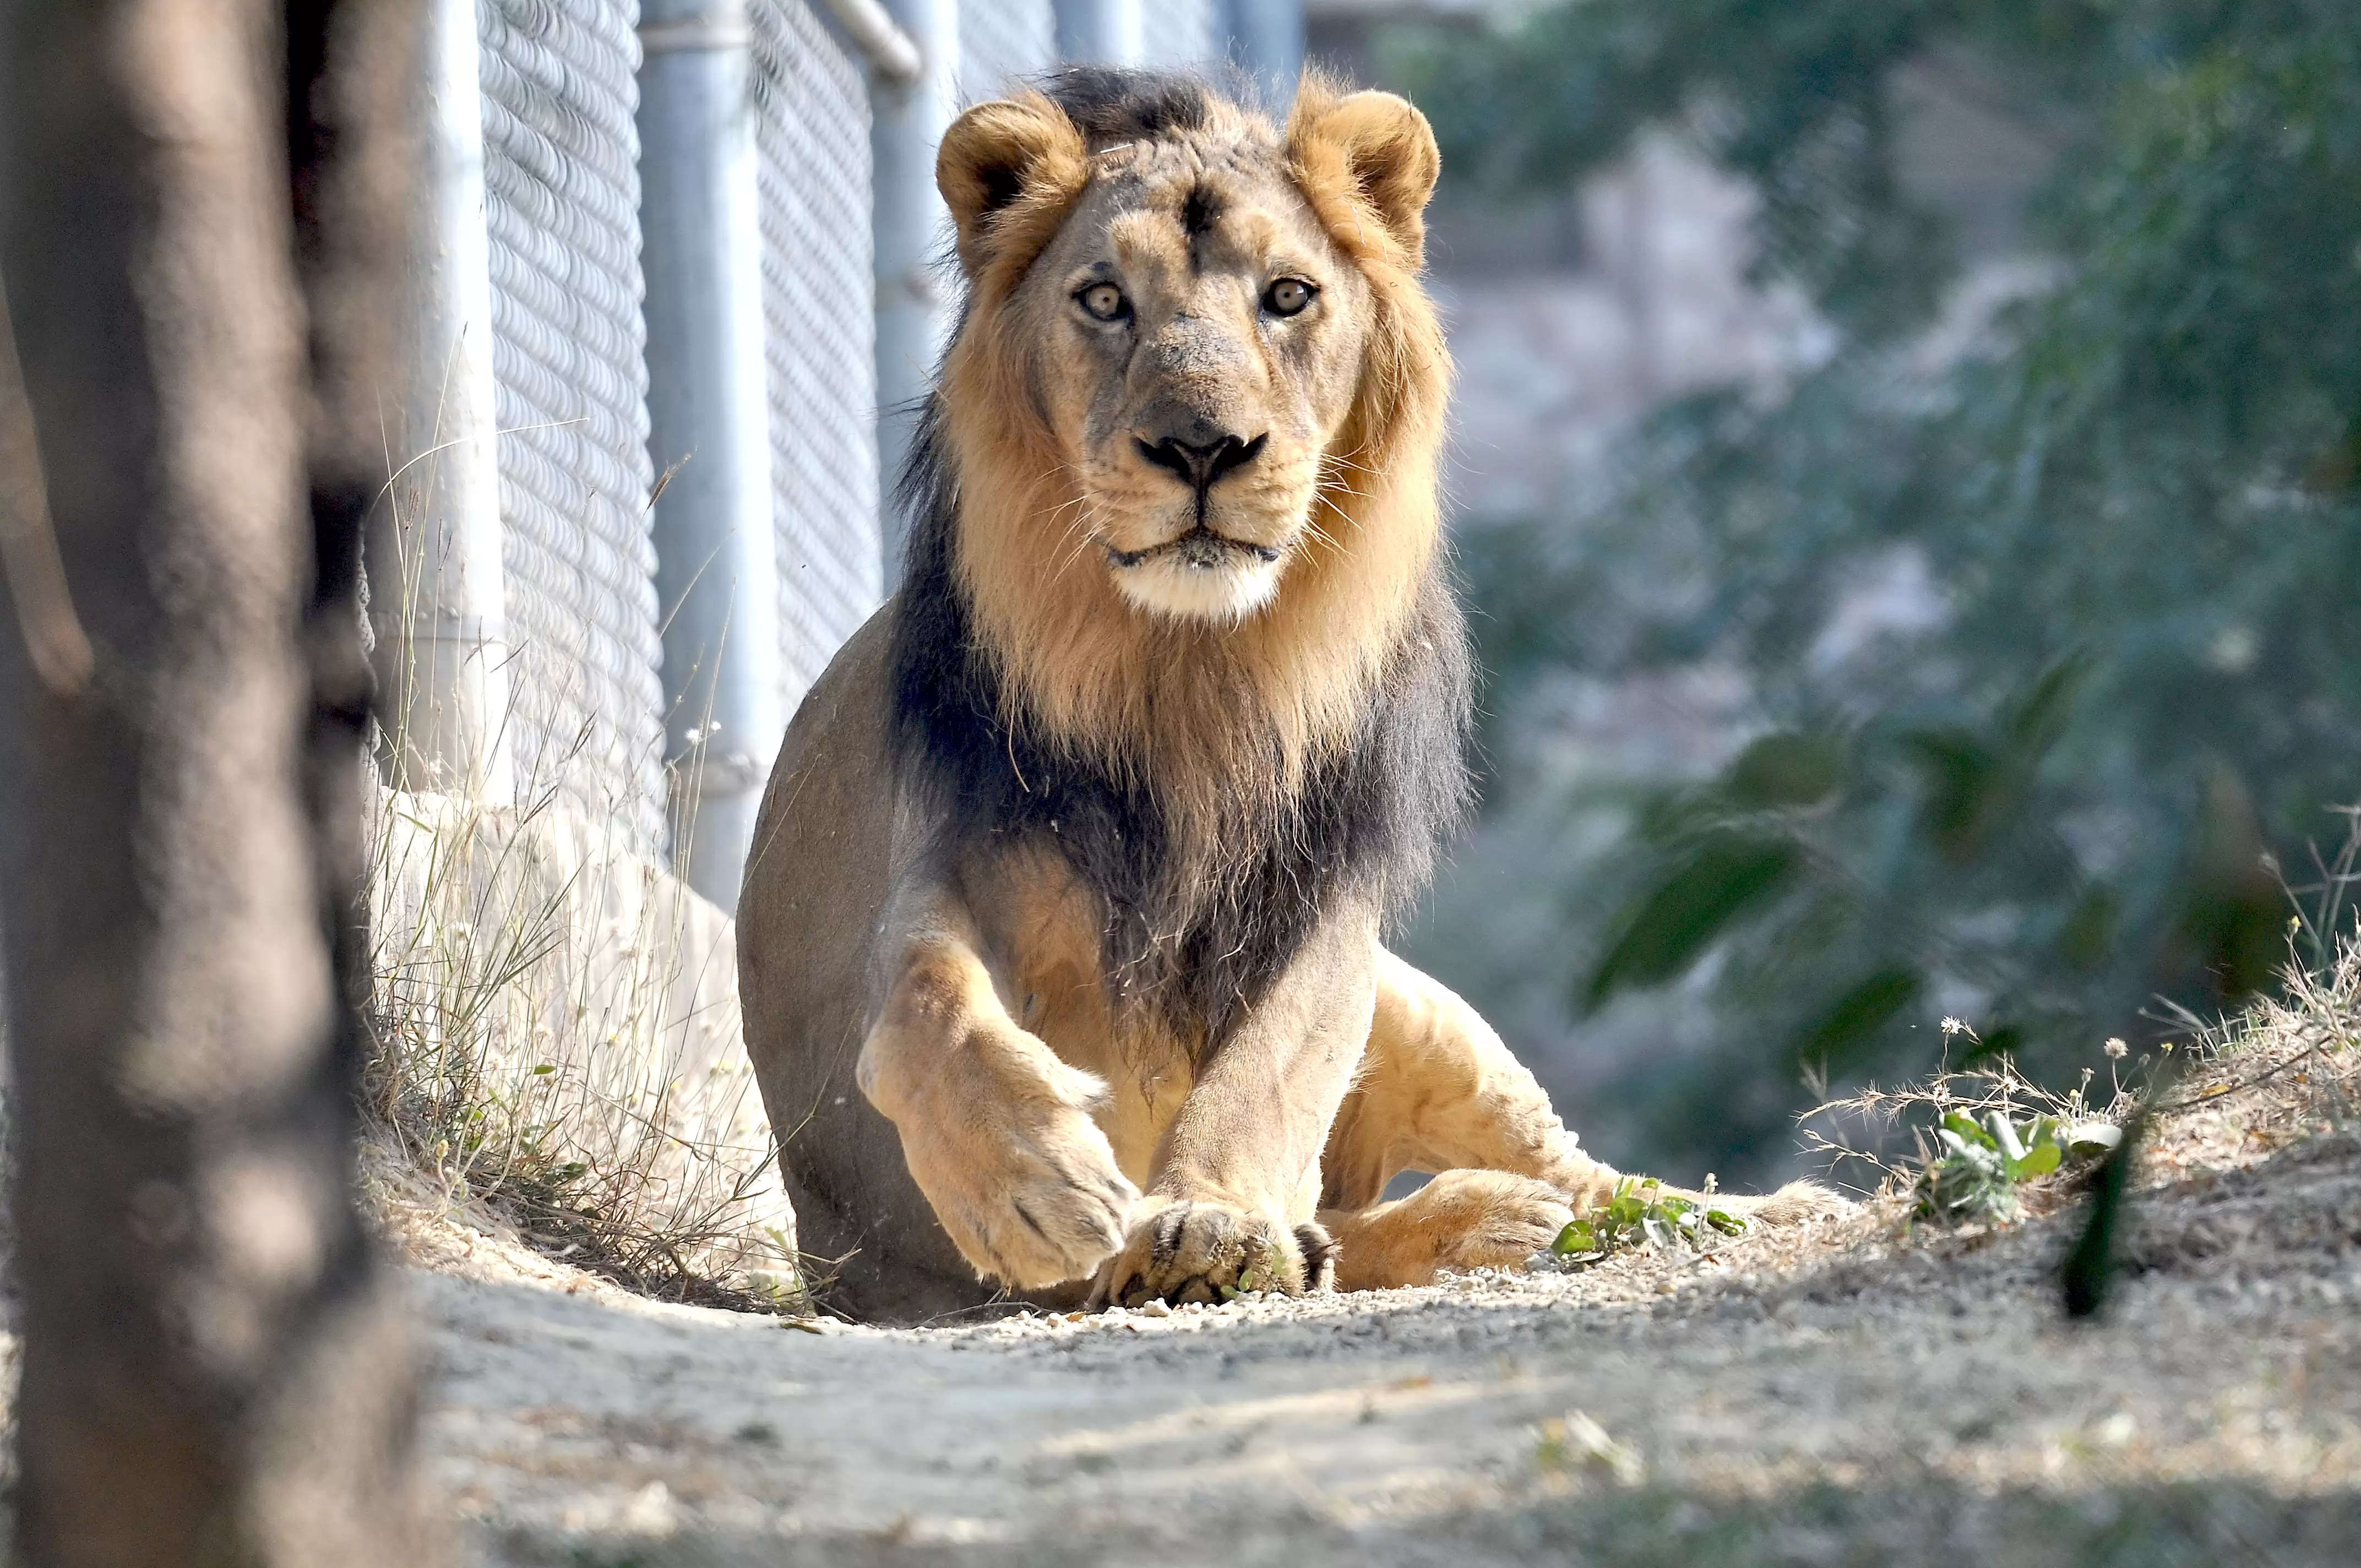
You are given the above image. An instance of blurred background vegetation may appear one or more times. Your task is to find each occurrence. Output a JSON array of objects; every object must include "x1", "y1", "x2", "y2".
[{"x1": 1310, "y1": 0, "x2": 2361, "y2": 1188}]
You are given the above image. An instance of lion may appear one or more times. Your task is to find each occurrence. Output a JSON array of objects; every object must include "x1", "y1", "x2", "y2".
[{"x1": 737, "y1": 68, "x2": 1836, "y2": 1324}]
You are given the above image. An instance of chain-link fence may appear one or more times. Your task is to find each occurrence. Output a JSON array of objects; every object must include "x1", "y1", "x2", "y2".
[
  {"x1": 436, "y1": 0, "x2": 1269, "y2": 889},
  {"x1": 961, "y1": 0, "x2": 1056, "y2": 102},
  {"x1": 479, "y1": 0, "x2": 667, "y2": 852},
  {"x1": 1141, "y1": 0, "x2": 1224, "y2": 71},
  {"x1": 963, "y1": 2, "x2": 1227, "y2": 101},
  {"x1": 752, "y1": 2, "x2": 885, "y2": 703}
]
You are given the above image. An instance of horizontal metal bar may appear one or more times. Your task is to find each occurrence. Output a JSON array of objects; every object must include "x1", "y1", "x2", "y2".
[
  {"x1": 819, "y1": 0, "x2": 923, "y2": 87},
  {"x1": 639, "y1": 14, "x2": 750, "y2": 53}
]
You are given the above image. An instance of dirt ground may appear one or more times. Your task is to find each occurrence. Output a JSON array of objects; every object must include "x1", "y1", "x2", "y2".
[{"x1": 410, "y1": 1108, "x2": 2361, "y2": 1567}]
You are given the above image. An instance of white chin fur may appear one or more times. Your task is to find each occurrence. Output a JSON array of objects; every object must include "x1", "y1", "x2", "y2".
[{"x1": 1111, "y1": 553, "x2": 1282, "y2": 622}]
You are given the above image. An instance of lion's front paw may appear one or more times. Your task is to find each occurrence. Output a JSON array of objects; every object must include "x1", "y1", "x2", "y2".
[
  {"x1": 895, "y1": 1084, "x2": 1140, "y2": 1291},
  {"x1": 1087, "y1": 1199, "x2": 1332, "y2": 1308},
  {"x1": 1332, "y1": 1170, "x2": 1574, "y2": 1291}
]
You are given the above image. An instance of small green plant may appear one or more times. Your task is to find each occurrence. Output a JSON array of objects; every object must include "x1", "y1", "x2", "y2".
[
  {"x1": 1915, "y1": 1110, "x2": 2120, "y2": 1223},
  {"x1": 1549, "y1": 1176, "x2": 1747, "y2": 1265}
]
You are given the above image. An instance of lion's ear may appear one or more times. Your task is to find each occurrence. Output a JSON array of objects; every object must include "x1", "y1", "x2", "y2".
[
  {"x1": 1286, "y1": 88, "x2": 1441, "y2": 269},
  {"x1": 937, "y1": 94, "x2": 1090, "y2": 280}
]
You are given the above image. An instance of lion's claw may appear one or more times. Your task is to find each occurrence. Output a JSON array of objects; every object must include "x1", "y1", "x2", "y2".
[{"x1": 1087, "y1": 1200, "x2": 1332, "y2": 1309}]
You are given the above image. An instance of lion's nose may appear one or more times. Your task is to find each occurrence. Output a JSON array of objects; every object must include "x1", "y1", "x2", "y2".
[{"x1": 1134, "y1": 430, "x2": 1267, "y2": 492}]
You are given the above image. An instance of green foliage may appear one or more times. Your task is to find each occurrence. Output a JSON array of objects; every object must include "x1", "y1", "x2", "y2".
[
  {"x1": 1390, "y1": 0, "x2": 2361, "y2": 1174},
  {"x1": 1913, "y1": 1107, "x2": 2119, "y2": 1222},
  {"x1": 1584, "y1": 834, "x2": 1797, "y2": 1010},
  {"x1": 1549, "y1": 1177, "x2": 1748, "y2": 1264}
]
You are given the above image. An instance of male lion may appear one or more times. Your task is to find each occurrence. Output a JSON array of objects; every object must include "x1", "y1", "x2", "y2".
[{"x1": 739, "y1": 68, "x2": 1832, "y2": 1323}]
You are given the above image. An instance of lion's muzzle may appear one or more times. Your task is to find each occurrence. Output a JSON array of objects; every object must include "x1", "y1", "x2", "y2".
[{"x1": 1107, "y1": 524, "x2": 1282, "y2": 571}]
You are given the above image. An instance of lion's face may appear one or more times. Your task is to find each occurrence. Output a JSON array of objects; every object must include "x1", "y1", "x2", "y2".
[
  {"x1": 936, "y1": 78, "x2": 1444, "y2": 633},
  {"x1": 1005, "y1": 143, "x2": 1373, "y2": 622},
  {"x1": 929, "y1": 75, "x2": 1450, "y2": 776}
]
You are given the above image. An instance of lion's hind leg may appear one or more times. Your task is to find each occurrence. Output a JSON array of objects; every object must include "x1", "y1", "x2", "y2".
[
  {"x1": 1320, "y1": 950, "x2": 1848, "y2": 1291},
  {"x1": 1689, "y1": 1180, "x2": 1849, "y2": 1227},
  {"x1": 1321, "y1": 1171, "x2": 1571, "y2": 1291},
  {"x1": 1321, "y1": 949, "x2": 1624, "y2": 1215},
  {"x1": 1316, "y1": 950, "x2": 1603, "y2": 1289}
]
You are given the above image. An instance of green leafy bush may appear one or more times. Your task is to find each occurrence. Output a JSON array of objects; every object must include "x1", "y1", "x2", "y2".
[
  {"x1": 1915, "y1": 1108, "x2": 2121, "y2": 1221},
  {"x1": 1389, "y1": 0, "x2": 2361, "y2": 1178}
]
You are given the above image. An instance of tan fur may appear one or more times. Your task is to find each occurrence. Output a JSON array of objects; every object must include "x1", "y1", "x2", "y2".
[
  {"x1": 1315, "y1": 956, "x2": 1843, "y2": 1288},
  {"x1": 735, "y1": 75, "x2": 1842, "y2": 1324},
  {"x1": 1324, "y1": 1172, "x2": 1575, "y2": 1293}
]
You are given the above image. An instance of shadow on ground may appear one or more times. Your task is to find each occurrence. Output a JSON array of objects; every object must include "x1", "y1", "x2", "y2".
[
  {"x1": 423, "y1": 1133, "x2": 2359, "y2": 1568},
  {"x1": 496, "y1": 1478, "x2": 2361, "y2": 1568}
]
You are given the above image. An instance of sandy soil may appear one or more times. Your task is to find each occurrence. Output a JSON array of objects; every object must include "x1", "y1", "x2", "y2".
[{"x1": 416, "y1": 1117, "x2": 2361, "y2": 1567}]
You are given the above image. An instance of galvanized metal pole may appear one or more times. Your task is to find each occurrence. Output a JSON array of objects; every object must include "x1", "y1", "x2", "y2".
[
  {"x1": 820, "y1": 0, "x2": 923, "y2": 81},
  {"x1": 1055, "y1": 0, "x2": 1143, "y2": 66},
  {"x1": 1228, "y1": 0, "x2": 1303, "y2": 107},
  {"x1": 377, "y1": 0, "x2": 514, "y2": 802},
  {"x1": 639, "y1": 0, "x2": 785, "y2": 911},
  {"x1": 873, "y1": 0, "x2": 960, "y2": 586}
]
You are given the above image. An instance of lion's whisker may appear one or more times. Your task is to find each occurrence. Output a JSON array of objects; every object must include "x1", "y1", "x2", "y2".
[
  {"x1": 1308, "y1": 491, "x2": 1359, "y2": 549},
  {"x1": 1029, "y1": 485, "x2": 1106, "y2": 578},
  {"x1": 1049, "y1": 492, "x2": 1110, "y2": 569}
]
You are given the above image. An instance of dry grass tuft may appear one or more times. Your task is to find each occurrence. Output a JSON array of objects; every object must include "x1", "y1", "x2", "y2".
[
  {"x1": 1803, "y1": 805, "x2": 2358, "y2": 1216},
  {"x1": 1801, "y1": 935, "x2": 2361, "y2": 1220},
  {"x1": 358, "y1": 776, "x2": 805, "y2": 1311},
  {"x1": 350, "y1": 431, "x2": 818, "y2": 1313},
  {"x1": 2129, "y1": 938, "x2": 2361, "y2": 1174}
]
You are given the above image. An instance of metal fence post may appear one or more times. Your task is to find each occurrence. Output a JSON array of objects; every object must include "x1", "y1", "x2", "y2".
[
  {"x1": 1055, "y1": 0, "x2": 1141, "y2": 66},
  {"x1": 1228, "y1": 0, "x2": 1302, "y2": 106},
  {"x1": 640, "y1": 0, "x2": 786, "y2": 911},
  {"x1": 378, "y1": 0, "x2": 514, "y2": 803},
  {"x1": 873, "y1": 0, "x2": 960, "y2": 585}
]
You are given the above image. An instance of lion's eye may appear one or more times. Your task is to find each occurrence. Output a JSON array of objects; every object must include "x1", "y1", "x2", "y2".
[
  {"x1": 1264, "y1": 278, "x2": 1316, "y2": 317},
  {"x1": 1076, "y1": 282, "x2": 1129, "y2": 322}
]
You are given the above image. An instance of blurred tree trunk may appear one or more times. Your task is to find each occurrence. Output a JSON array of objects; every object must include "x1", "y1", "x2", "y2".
[{"x1": 0, "y1": 0, "x2": 431, "y2": 1562}]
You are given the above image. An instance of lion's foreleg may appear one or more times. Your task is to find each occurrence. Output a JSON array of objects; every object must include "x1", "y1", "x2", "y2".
[
  {"x1": 858, "y1": 885, "x2": 1140, "y2": 1289},
  {"x1": 1086, "y1": 910, "x2": 1380, "y2": 1308}
]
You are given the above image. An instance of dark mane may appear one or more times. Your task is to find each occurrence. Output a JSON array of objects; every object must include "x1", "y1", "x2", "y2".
[
  {"x1": 888, "y1": 402, "x2": 1472, "y2": 1053},
  {"x1": 1036, "y1": 66, "x2": 1215, "y2": 149}
]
